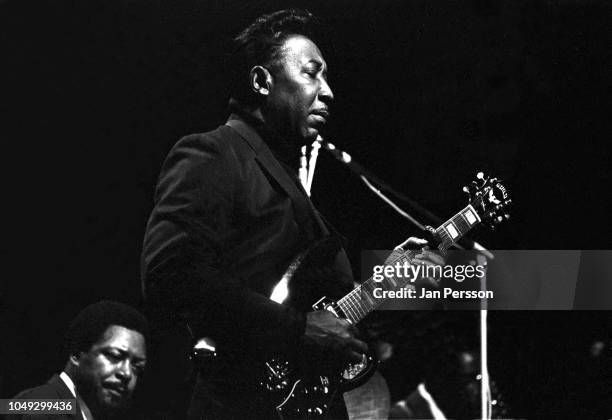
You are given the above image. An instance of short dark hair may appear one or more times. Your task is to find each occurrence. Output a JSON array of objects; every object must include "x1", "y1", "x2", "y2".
[
  {"x1": 64, "y1": 300, "x2": 149, "y2": 356},
  {"x1": 229, "y1": 9, "x2": 319, "y2": 105}
]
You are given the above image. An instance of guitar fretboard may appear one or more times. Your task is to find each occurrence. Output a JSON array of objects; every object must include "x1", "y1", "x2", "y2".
[{"x1": 336, "y1": 204, "x2": 481, "y2": 324}]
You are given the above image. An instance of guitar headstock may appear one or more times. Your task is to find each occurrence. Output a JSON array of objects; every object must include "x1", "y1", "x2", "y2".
[{"x1": 463, "y1": 172, "x2": 511, "y2": 229}]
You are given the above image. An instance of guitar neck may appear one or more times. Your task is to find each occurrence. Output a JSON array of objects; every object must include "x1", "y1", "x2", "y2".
[{"x1": 336, "y1": 204, "x2": 482, "y2": 324}]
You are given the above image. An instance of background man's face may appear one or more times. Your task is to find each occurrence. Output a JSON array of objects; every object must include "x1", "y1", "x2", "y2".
[
  {"x1": 76, "y1": 325, "x2": 146, "y2": 411},
  {"x1": 265, "y1": 35, "x2": 334, "y2": 143}
]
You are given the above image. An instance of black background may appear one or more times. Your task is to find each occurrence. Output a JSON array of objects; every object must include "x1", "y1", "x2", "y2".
[{"x1": 1, "y1": 0, "x2": 610, "y2": 417}]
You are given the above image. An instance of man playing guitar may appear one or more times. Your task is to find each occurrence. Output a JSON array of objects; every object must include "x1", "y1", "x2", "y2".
[{"x1": 141, "y1": 9, "x2": 446, "y2": 419}]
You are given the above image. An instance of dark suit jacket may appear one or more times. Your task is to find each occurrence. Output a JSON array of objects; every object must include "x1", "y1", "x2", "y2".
[
  {"x1": 141, "y1": 114, "x2": 352, "y2": 358},
  {"x1": 6, "y1": 374, "x2": 80, "y2": 420}
]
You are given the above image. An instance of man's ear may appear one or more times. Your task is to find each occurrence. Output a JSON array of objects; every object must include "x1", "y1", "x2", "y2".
[
  {"x1": 69, "y1": 352, "x2": 82, "y2": 367},
  {"x1": 249, "y1": 66, "x2": 273, "y2": 96}
]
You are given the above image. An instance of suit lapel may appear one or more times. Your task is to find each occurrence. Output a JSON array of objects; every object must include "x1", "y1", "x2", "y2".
[
  {"x1": 226, "y1": 116, "x2": 325, "y2": 240},
  {"x1": 48, "y1": 374, "x2": 83, "y2": 418},
  {"x1": 48, "y1": 374, "x2": 76, "y2": 399}
]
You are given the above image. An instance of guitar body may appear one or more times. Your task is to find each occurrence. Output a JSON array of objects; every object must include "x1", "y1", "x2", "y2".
[
  {"x1": 261, "y1": 342, "x2": 378, "y2": 419},
  {"x1": 262, "y1": 236, "x2": 380, "y2": 419},
  {"x1": 271, "y1": 354, "x2": 379, "y2": 420}
]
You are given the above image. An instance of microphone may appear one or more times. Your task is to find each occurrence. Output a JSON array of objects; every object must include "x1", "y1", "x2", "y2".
[
  {"x1": 322, "y1": 142, "x2": 379, "y2": 181},
  {"x1": 322, "y1": 141, "x2": 437, "y2": 219}
]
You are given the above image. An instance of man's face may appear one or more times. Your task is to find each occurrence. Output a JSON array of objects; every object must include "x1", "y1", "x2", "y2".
[
  {"x1": 75, "y1": 325, "x2": 146, "y2": 412},
  {"x1": 264, "y1": 35, "x2": 334, "y2": 143}
]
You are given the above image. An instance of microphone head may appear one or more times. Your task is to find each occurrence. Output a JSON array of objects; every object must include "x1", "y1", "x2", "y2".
[
  {"x1": 341, "y1": 151, "x2": 352, "y2": 163},
  {"x1": 321, "y1": 141, "x2": 352, "y2": 163}
]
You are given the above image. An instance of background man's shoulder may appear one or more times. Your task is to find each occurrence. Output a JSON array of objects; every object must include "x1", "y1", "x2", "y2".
[
  {"x1": 13, "y1": 376, "x2": 67, "y2": 399},
  {"x1": 8, "y1": 380, "x2": 76, "y2": 420}
]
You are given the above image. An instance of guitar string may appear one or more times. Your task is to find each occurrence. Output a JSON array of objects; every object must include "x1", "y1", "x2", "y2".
[
  {"x1": 351, "y1": 292, "x2": 367, "y2": 318},
  {"x1": 345, "y1": 294, "x2": 360, "y2": 320},
  {"x1": 347, "y1": 301, "x2": 360, "y2": 323},
  {"x1": 341, "y1": 298, "x2": 359, "y2": 323},
  {"x1": 339, "y1": 299, "x2": 356, "y2": 323},
  {"x1": 340, "y1": 287, "x2": 367, "y2": 321},
  {"x1": 341, "y1": 266, "x2": 399, "y2": 319},
  {"x1": 349, "y1": 292, "x2": 367, "y2": 319}
]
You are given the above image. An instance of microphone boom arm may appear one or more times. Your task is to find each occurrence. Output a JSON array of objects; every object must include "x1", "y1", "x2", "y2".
[{"x1": 322, "y1": 141, "x2": 493, "y2": 259}]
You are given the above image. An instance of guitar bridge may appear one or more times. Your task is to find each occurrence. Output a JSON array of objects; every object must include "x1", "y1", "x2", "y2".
[{"x1": 312, "y1": 296, "x2": 345, "y2": 319}]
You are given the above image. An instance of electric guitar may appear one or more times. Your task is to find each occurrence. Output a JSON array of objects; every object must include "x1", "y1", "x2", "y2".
[{"x1": 260, "y1": 172, "x2": 510, "y2": 419}]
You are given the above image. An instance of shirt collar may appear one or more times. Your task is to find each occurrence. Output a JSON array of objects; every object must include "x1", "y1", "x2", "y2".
[
  {"x1": 59, "y1": 371, "x2": 77, "y2": 397},
  {"x1": 59, "y1": 372, "x2": 92, "y2": 420}
]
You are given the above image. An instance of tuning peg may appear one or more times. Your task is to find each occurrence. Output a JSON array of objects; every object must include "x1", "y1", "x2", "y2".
[
  {"x1": 497, "y1": 216, "x2": 504, "y2": 223},
  {"x1": 477, "y1": 172, "x2": 485, "y2": 180},
  {"x1": 470, "y1": 180, "x2": 484, "y2": 196},
  {"x1": 504, "y1": 213, "x2": 510, "y2": 220},
  {"x1": 463, "y1": 185, "x2": 470, "y2": 194}
]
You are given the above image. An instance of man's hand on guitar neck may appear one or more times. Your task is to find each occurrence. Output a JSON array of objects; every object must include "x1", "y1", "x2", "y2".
[
  {"x1": 300, "y1": 310, "x2": 368, "y2": 373},
  {"x1": 398, "y1": 227, "x2": 446, "y2": 289}
]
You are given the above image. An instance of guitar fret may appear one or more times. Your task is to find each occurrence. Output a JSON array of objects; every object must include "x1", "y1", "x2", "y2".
[
  {"x1": 343, "y1": 301, "x2": 355, "y2": 322},
  {"x1": 436, "y1": 226, "x2": 451, "y2": 244},
  {"x1": 341, "y1": 305, "x2": 354, "y2": 323},
  {"x1": 353, "y1": 299, "x2": 364, "y2": 321},
  {"x1": 386, "y1": 274, "x2": 399, "y2": 289},
  {"x1": 339, "y1": 286, "x2": 371, "y2": 324},
  {"x1": 452, "y1": 213, "x2": 471, "y2": 236},
  {"x1": 354, "y1": 302, "x2": 366, "y2": 320},
  {"x1": 443, "y1": 221, "x2": 460, "y2": 240},
  {"x1": 351, "y1": 293, "x2": 364, "y2": 314},
  {"x1": 463, "y1": 205, "x2": 481, "y2": 225},
  {"x1": 456, "y1": 206, "x2": 477, "y2": 235},
  {"x1": 436, "y1": 205, "x2": 479, "y2": 251},
  {"x1": 342, "y1": 298, "x2": 359, "y2": 323},
  {"x1": 362, "y1": 287, "x2": 374, "y2": 308},
  {"x1": 363, "y1": 279, "x2": 375, "y2": 293},
  {"x1": 345, "y1": 295, "x2": 358, "y2": 320},
  {"x1": 351, "y1": 283, "x2": 371, "y2": 310},
  {"x1": 353, "y1": 292, "x2": 368, "y2": 317}
]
